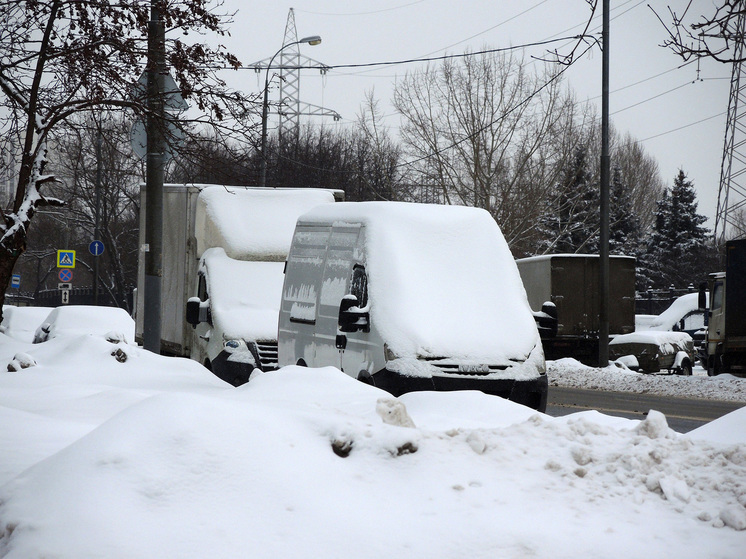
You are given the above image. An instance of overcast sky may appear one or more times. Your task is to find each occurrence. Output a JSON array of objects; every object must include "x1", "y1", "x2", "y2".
[{"x1": 217, "y1": 1, "x2": 731, "y2": 226}]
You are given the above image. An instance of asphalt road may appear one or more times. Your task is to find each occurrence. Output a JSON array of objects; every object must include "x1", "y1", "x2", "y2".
[{"x1": 545, "y1": 386, "x2": 745, "y2": 433}]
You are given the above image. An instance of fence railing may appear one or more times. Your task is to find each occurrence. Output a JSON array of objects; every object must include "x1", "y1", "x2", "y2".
[{"x1": 634, "y1": 285, "x2": 697, "y2": 315}]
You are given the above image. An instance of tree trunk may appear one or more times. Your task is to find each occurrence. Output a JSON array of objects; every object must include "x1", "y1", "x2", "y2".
[{"x1": 0, "y1": 241, "x2": 24, "y2": 321}]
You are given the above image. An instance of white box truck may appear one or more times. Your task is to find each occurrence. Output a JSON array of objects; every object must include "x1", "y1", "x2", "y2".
[
  {"x1": 136, "y1": 184, "x2": 340, "y2": 385},
  {"x1": 278, "y1": 202, "x2": 548, "y2": 411}
]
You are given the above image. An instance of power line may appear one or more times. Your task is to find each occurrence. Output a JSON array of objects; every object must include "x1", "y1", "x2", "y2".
[
  {"x1": 231, "y1": 36, "x2": 595, "y2": 73},
  {"x1": 265, "y1": 41, "x2": 595, "y2": 177},
  {"x1": 416, "y1": 0, "x2": 553, "y2": 58},
  {"x1": 610, "y1": 81, "x2": 691, "y2": 115},
  {"x1": 295, "y1": 1, "x2": 426, "y2": 17},
  {"x1": 637, "y1": 112, "x2": 725, "y2": 143}
]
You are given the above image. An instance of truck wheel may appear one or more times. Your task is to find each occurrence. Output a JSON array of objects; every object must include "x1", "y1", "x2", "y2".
[
  {"x1": 708, "y1": 356, "x2": 721, "y2": 377},
  {"x1": 676, "y1": 360, "x2": 692, "y2": 376}
]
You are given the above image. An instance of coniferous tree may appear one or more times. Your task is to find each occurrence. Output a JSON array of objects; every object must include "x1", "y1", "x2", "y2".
[
  {"x1": 609, "y1": 164, "x2": 642, "y2": 256},
  {"x1": 541, "y1": 146, "x2": 599, "y2": 253},
  {"x1": 639, "y1": 170, "x2": 711, "y2": 289}
]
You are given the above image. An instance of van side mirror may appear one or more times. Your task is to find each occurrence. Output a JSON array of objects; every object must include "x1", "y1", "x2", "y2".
[
  {"x1": 339, "y1": 294, "x2": 370, "y2": 333},
  {"x1": 186, "y1": 297, "x2": 201, "y2": 326},
  {"x1": 532, "y1": 301, "x2": 558, "y2": 339},
  {"x1": 697, "y1": 282, "x2": 707, "y2": 311},
  {"x1": 186, "y1": 297, "x2": 211, "y2": 327}
]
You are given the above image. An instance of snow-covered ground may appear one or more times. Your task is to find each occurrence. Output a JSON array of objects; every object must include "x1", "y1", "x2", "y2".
[
  {"x1": 549, "y1": 358, "x2": 746, "y2": 403},
  {"x1": 0, "y1": 333, "x2": 745, "y2": 558}
]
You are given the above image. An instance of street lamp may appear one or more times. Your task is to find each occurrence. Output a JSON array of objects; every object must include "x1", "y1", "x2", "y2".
[{"x1": 259, "y1": 35, "x2": 322, "y2": 187}]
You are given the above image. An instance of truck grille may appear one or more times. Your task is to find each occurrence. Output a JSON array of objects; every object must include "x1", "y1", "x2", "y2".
[
  {"x1": 256, "y1": 341, "x2": 279, "y2": 371},
  {"x1": 423, "y1": 359, "x2": 509, "y2": 376}
]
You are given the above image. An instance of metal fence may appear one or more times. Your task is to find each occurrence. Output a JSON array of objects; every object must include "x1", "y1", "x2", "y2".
[{"x1": 634, "y1": 285, "x2": 698, "y2": 315}]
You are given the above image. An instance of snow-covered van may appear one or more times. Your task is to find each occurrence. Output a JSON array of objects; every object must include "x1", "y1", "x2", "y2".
[
  {"x1": 277, "y1": 202, "x2": 548, "y2": 411},
  {"x1": 136, "y1": 184, "x2": 341, "y2": 386}
]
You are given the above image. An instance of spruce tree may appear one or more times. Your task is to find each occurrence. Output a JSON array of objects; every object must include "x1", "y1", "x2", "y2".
[
  {"x1": 609, "y1": 164, "x2": 642, "y2": 255},
  {"x1": 640, "y1": 170, "x2": 710, "y2": 289},
  {"x1": 540, "y1": 146, "x2": 599, "y2": 253}
]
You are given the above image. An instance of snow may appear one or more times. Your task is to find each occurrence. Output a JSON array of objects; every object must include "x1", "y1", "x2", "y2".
[
  {"x1": 200, "y1": 248, "x2": 285, "y2": 341},
  {"x1": 297, "y1": 202, "x2": 540, "y2": 367},
  {"x1": 30, "y1": 305, "x2": 135, "y2": 344},
  {"x1": 549, "y1": 358, "x2": 746, "y2": 405},
  {"x1": 195, "y1": 186, "x2": 337, "y2": 260},
  {"x1": 636, "y1": 292, "x2": 706, "y2": 332},
  {"x1": 610, "y1": 329, "x2": 693, "y2": 352},
  {"x1": 1, "y1": 319, "x2": 745, "y2": 557},
  {"x1": 0, "y1": 306, "x2": 53, "y2": 343}
]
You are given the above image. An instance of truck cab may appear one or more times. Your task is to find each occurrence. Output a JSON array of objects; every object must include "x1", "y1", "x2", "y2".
[
  {"x1": 699, "y1": 239, "x2": 746, "y2": 377},
  {"x1": 136, "y1": 184, "x2": 340, "y2": 385}
]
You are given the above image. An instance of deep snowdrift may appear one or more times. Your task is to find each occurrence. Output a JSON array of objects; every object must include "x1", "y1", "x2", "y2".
[{"x1": 0, "y1": 334, "x2": 744, "y2": 559}]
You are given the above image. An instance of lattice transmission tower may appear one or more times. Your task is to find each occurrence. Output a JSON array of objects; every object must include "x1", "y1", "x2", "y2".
[
  {"x1": 717, "y1": 10, "x2": 746, "y2": 241},
  {"x1": 250, "y1": 8, "x2": 341, "y2": 144}
]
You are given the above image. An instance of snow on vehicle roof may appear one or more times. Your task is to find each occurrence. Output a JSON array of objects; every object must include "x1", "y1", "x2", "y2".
[
  {"x1": 0, "y1": 306, "x2": 53, "y2": 343},
  {"x1": 298, "y1": 202, "x2": 539, "y2": 364},
  {"x1": 643, "y1": 292, "x2": 706, "y2": 331},
  {"x1": 610, "y1": 330, "x2": 692, "y2": 345},
  {"x1": 35, "y1": 305, "x2": 135, "y2": 343},
  {"x1": 201, "y1": 248, "x2": 285, "y2": 341},
  {"x1": 610, "y1": 330, "x2": 692, "y2": 357},
  {"x1": 196, "y1": 186, "x2": 336, "y2": 260}
]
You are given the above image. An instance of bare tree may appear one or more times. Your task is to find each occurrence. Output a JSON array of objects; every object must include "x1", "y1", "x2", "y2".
[
  {"x1": 393, "y1": 50, "x2": 582, "y2": 254},
  {"x1": 0, "y1": 0, "x2": 254, "y2": 317},
  {"x1": 47, "y1": 114, "x2": 141, "y2": 309},
  {"x1": 653, "y1": 1, "x2": 746, "y2": 63},
  {"x1": 350, "y1": 91, "x2": 404, "y2": 202}
]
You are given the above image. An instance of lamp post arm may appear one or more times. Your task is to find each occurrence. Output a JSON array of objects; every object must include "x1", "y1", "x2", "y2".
[{"x1": 259, "y1": 40, "x2": 302, "y2": 187}]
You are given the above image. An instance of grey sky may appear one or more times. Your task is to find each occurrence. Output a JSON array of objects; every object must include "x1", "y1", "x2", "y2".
[{"x1": 218, "y1": 1, "x2": 731, "y2": 226}]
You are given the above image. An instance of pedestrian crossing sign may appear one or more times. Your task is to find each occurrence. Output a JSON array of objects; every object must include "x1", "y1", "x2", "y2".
[{"x1": 57, "y1": 250, "x2": 76, "y2": 268}]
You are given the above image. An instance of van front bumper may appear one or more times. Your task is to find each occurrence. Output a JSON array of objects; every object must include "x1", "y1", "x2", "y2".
[{"x1": 373, "y1": 368, "x2": 549, "y2": 412}]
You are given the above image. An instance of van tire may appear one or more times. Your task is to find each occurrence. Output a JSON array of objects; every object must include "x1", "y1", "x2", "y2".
[
  {"x1": 203, "y1": 359, "x2": 212, "y2": 371},
  {"x1": 357, "y1": 371, "x2": 375, "y2": 387},
  {"x1": 296, "y1": 359, "x2": 307, "y2": 367}
]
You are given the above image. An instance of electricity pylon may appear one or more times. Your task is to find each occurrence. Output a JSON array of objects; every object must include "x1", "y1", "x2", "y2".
[
  {"x1": 717, "y1": 10, "x2": 746, "y2": 241},
  {"x1": 249, "y1": 9, "x2": 341, "y2": 144}
]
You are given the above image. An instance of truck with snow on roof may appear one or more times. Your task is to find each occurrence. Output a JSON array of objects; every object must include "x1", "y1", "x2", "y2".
[{"x1": 135, "y1": 184, "x2": 340, "y2": 385}]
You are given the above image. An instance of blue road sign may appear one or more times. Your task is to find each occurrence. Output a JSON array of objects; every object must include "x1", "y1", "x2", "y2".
[
  {"x1": 10, "y1": 274, "x2": 20, "y2": 288},
  {"x1": 58, "y1": 269, "x2": 73, "y2": 283},
  {"x1": 89, "y1": 240, "x2": 105, "y2": 257},
  {"x1": 57, "y1": 250, "x2": 75, "y2": 268}
]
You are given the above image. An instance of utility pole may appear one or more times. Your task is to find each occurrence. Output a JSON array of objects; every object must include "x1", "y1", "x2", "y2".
[
  {"x1": 94, "y1": 125, "x2": 102, "y2": 305},
  {"x1": 599, "y1": 0, "x2": 611, "y2": 367},
  {"x1": 143, "y1": 2, "x2": 165, "y2": 352}
]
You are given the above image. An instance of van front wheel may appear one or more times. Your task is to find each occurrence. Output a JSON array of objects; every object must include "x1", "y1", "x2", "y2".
[{"x1": 357, "y1": 371, "x2": 376, "y2": 387}]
